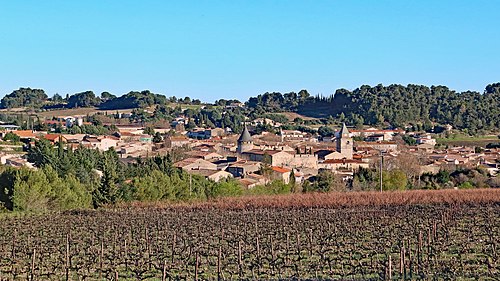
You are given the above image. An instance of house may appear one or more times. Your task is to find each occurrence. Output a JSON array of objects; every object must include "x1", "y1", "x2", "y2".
[
  {"x1": 120, "y1": 143, "x2": 152, "y2": 157},
  {"x1": 315, "y1": 149, "x2": 337, "y2": 160},
  {"x1": 0, "y1": 124, "x2": 20, "y2": 131},
  {"x1": 350, "y1": 128, "x2": 404, "y2": 141},
  {"x1": 185, "y1": 150, "x2": 223, "y2": 160},
  {"x1": 13, "y1": 130, "x2": 38, "y2": 140},
  {"x1": 270, "y1": 166, "x2": 292, "y2": 184},
  {"x1": 187, "y1": 169, "x2": 233, "y2": 182},
  {"x1": 281, "y1": 130, "x2": 308, "y2": 141},
  {"x1": 226, "y1": 160, "x2": 261, "y2": 177},
  {"x1": 82, "y1": 135, "x2": 120, "y2": 151},
  {"x1": 366, "y1": 134, "x2": 385, "y2": 142},
  {"x1": 238, "y1": 178, "x2": 260, "y2": 189},
  {"x1": 188, "y1": 128, "x2": 225, "y2": 139},
  {"x1": 416, "y1": 134, "x2": 436, "y2": 145},
  {"x1": 165, "y1": 136, "x2": 190, "y2": 148},
  {"x1": 208, "y1": 128, "x2": 225, "y2": 138},
  {"x1": 188, "y1": 129, "x2": 209, "y2": 139},
  {"x1": 318, "y1": 159, "x2": 369, "y2": 172},
  {"x1": 5, "y1": 157, "x2": 35, "y2": 169},
  {"x1": 43, "y1": 134, "x2": 67, "y2": 143},
  {"x1": 0, "y1": 153, "x2": 24, "y2": 165},
  {"x1": 251, "y1": 118, "x2": 282, "y2": 128},
  {"x1": 355, "y1": 141, "x2": 398, "y2": 152},
  {"x1": 174, "y1": 158, "x2": 217, "y2": 171},
  {"x1": 242, "y1": 149, "x2": 294, "y2": 167}
]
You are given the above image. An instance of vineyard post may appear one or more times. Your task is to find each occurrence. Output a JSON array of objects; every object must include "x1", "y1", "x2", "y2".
[
  {"x1": 124, "y1": 239, "x2": 128, "y2": 271},
  {"x1": 408, "y1": 239, "x2": 412, "y2": 279},
  {"x1": 286, "y1": 232, "x2": 290, "y2": 266},
  {"x1": 30, "y1": 248, "x2": 36, "y2": 281},
  {"x1": 379, "y1": 149, "x2": 383, "y2": 192},
  {"x1": 162, "y1": 260, "x2": 167, "y2": 281},
  {"x1": 66, "y1": 234, "x2": 70, "y2": 281},
  {"x1": 217, "y1": 246, "x2": 221, "y2": 281},
  {"x1": 399, "y1": 240, "x2": 406, "y2": 278},
  {"x1": 308, "y1": 229, "x2": 313, "y2": 256},
  {"x1": 171, "y1": 233, "x2": 176, "y2": 264},
  {"x1": 256, "y1": 236, "x2": 261, "y2": 272},
  {"x1": 403, "y1": 241, "x2": 407, "y2": 279},
  {"x1": 269, "y1": 234, "x2": 275, "y2": 276},
  {"x1": 388, "y1": 255, "x2": 392, "y2": 280},
  {"x1": 11, "y1": 229, "x2": 16, "y2": 278},
  {"x1": 195, "y1": 252, "x2": 199, "y2": 281},
  {"x1": 418, "y1": 230, "x2": 422, "y2": 274},
  {"x1": 99, "y1": 240, "x2": 104, "y2": 279},
  {"x1": 238, "y1": 240, "x2": 243, "y2": 278}
]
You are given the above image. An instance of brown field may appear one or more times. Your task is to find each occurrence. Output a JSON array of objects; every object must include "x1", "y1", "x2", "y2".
[
  {"x1": 125, "y1": 188, "x2": 500, "y2": 210},
  {"x1": 1, "y1": 189, "x2": 498, "y2": 280}
]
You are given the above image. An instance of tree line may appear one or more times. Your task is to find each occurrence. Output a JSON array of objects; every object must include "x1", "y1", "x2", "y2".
[
  {"x1": 0, "y1": 88, "x2": 202, "y2": 110},
  {"x1": 246, "y1": 83, "x2": 500, "y2": 134}
]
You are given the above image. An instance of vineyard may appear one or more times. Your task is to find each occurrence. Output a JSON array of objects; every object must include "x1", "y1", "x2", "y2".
[{"x1": 0, "y1": 190, "x2": 499, "y2": 280}]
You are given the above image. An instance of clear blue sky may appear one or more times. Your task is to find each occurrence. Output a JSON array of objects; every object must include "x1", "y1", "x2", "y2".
[{"x1": 1, "y1": 1, "x2": 499, "y2": 102}]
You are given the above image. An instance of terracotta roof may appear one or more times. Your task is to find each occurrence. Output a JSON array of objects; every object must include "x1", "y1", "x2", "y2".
[
  {"x1": 188, "y1": 169, "x2": 223, "y2": 177},
  {"x1": 44, "y1": 134, "x2": 66, "y2": 142},
  {"x1": 168, "y1": 136, "x2": 189, "y2": 141},
  {"x1": 13, "y1": 130, "x2": 37, "y2": 139},
  {"x1": 271, "y1": 166, "x2": 291, "y2": 173},
  {"x1": 174, "y1": 158, "x2": 207, "y2": 168}
]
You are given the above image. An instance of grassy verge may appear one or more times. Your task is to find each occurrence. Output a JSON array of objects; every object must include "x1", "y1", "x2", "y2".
[
  {"x1": 118, "y1": 188, "x2": 500, "y2": 210},
  {"x1": 436, "y1": 134, "x2": 499, "y2": 146}
]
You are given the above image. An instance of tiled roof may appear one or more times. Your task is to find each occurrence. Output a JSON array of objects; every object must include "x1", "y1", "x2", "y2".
[{"x1": 271, "y1": 166, "x2": 291, "y2": 173}]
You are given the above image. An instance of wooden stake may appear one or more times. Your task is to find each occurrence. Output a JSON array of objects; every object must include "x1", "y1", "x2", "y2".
[
  {"x1": 217, "y1": 246, "x2": 222, "y2": 281},
  {"x1": 388, "y1": 255, "x2": 392, "y2": 280},
  {"x1": 30, "y1": 248, "x2": 36, "y2": 281},
  {"x1": 171, "y1": 234, "x2": 176, "y2": 263},
  {"x1": 66, "y1": 234, "x2": 70, "y2": 281},
  {"x1": 162, "y1": 259, "x2": 167, "y2": 281},
  {"x1": 195, "y1": 252, "x2": 199, "y2": 281},
  {"x1": 99, "y1": 241, "x2": 103, "y2": 279},
  {"x1": 238, "y1": 241, "x2": 243, "y2": 277}
]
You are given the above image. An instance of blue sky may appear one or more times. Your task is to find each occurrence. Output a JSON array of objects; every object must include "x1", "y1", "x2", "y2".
[{"x1": 0, "y1": 1, "x2": 499, "y2": 102}]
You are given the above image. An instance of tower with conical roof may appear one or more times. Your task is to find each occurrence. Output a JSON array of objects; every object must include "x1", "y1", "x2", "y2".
[
  {"x1": 237, "y1": 124, "x2": 253, "y2": 154},
  {"x1": 336, "y1": 123, "x2": 353, "y2": 159}
]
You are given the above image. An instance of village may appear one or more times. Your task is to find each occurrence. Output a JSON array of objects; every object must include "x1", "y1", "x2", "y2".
[{"x1": 1, "y1": 114, "x2": 499, "y2": 189}]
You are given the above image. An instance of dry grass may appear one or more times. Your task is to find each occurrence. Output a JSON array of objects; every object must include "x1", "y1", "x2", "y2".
[
  {"x1": 274, "y1": 112, "x2": 318, "y2": 121},
  {"x1": 122, "y1": 188, "x2": 500, "y2": 210}
]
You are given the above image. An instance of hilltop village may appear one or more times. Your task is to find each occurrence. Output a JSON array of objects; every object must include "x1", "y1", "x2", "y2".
[{"x1": 1, "y1": 113, "x2": 499, "y2": 190}]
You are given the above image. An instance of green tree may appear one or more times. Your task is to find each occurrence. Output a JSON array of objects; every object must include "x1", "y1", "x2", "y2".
[
  {"x1": 143, "y1": 126, "x2": 155, "y2": 136},
  {"x1": 93, "y1": 151, "x2": 120, "y2": 207},
  {"x1": 1, "y1": 88, "x2": 48, "y2": 108},
  {"x1": 67, "y1": 91, "x2": 100, "y2": 108},
  {"x1": 2, "y1": 132, "x2": 20, "y2": 142},
  {"x1": 153, "y1": 132, "x2": 163, "y2": 143}
]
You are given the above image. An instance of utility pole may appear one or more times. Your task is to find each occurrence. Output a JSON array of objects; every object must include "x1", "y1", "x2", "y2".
[{"x1": 379, "y1": 149, "x2": 383, "y2": 192}]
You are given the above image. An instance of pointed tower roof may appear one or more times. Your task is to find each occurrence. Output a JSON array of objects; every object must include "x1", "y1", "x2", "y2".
[
  {"x1": 238, "y1": 124, "x2": 252, "y2": 142},
  {"x1": 339, "y1": 123, "x2": 350, "y2": 137}
]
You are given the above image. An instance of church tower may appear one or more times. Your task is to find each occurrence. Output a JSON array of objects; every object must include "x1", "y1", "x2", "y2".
[
  {"x1": 336, "y1": 123, "x2": 353, "y2": 159},
  {"x1": 237, "y1": 124, "x2": 253, "y2": 154}
]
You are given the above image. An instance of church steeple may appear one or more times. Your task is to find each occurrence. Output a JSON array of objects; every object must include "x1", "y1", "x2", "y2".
[
  {"x1": 336, "y1": 123, "x2": 353, "y2": 159},
  {"x1": 339, "y1": 122, "x2": 350, "y2": 137},
  {"x1": 237, "y1": 124, "x2": 253, "y2": 154}
]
